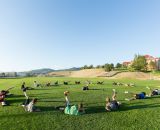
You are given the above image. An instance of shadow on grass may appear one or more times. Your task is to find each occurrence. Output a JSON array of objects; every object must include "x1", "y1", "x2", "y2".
[
  {"x1": 119, "y1": 103, "x2": 160, "y2": 111},
  {"x1": 85, "y1": 102, "x2": 160, "y2": 114},
  {"x1": 33, "y1": 88, "x2": 51, "y2": 90},
  {"x1": 8, "y1": 99, "x2": 26, "y2": 104},
  {"x1": 31, "y1": 93, "x2": 52, "y2": 96},
  {"x1": 39, "y1": 100, "x2": 65, "y2": 103},
  {"x1": 38, "y1": 106, "x2": 55, "y2": 112},
  {"x1": 89, "y1": 88, "x2": 102, "y2": 90},
  {"x1": 82, "y1": 88, "x2": 103, "y2": 91},
  {"x1": 7, "y1": 94, "x2": 24, "y2": 98},
  {"x1": 146, "y1": 96, "x2": 160, "y2": 99},
  {"x1": 6, "y1": 95, "x2": 26, "y2": 104},
  {"x1": 85, "y1": 106, "x2": 106, "y2": 114},
  {"x1": 39, "y1": 99, "x2": 80, "y2": 103}
]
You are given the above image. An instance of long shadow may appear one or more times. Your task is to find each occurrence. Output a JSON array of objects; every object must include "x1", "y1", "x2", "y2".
[
  {"x1": 39, "y1": 100, "x2": 65, "y2": 103},
  {"x1": 8, "y1": 98, "x2": 25, "y2": 104},
  {"x1": 39, "y1": 99, "x2": 80, "y2": 103},
  {"x1": 89, "y1": 88, "x2": 102, "y2": 90},
  {"x1": 146, "y1": 96, "x2": 160, "y2": 99},
  {"x1": 34, "y1": 88, "x2": 51, "y2": 90},
  {"x1": 119, "y1": 103, "x2": 160, "y2": 111},
  {"x1": 6, "y1": 94, "x2": 26, "y2": 104},
  {"x1": 82, "y1": 88, "x2": 103, "y2": 91},
  {"x1": 6, "y1": 94, "x2": 24, "y2": 98},
  {"x1": 128, "y1": 103, "x2": 160, "y2": 110},
  {"x1": 32, "y1": 93, "x2": 52, "y2": 96},
  {"x1": 85, "y1": 106, "x2": 106, "y2": 114},
  {"x1": 38, "y1": 106, "x2": 55, "y2": 112},
  {"x1": 0, "y1": 107, "x2": 55, "y2": 118},
  {"x1": 85, "y1": 102, "x2": 160, "y2": 114}
]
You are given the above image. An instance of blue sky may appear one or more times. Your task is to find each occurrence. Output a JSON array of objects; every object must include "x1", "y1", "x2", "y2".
[{"x1": 0, "y1": 0, "x2": 160, "y2": 72}]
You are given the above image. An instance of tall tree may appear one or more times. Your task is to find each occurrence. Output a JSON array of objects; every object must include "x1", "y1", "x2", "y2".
[
  {"x1": 116, "y1": 63, "x2": 122, "y2": 68},
  {"x1": 104, "y1": 63, "x2": 114, "y2": 72},
  {"x1": 132, "y1": 55, "x2": 147, "y2": 71}
]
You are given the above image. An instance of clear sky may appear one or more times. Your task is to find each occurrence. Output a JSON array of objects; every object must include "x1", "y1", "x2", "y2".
[{"x1": 0, "y1": 0, "x2": 160, "y2": 72}]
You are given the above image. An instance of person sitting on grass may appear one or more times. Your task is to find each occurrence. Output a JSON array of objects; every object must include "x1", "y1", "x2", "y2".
[
  {"x1": 125, "y1": 91, "x2": 146, "y2": 101},
  {"x1": 56, "y1": 91, "x2": 85, "y2": 115},
  {"x1": 146, "y1": 86, "x2": 160, "y2": 97},
  {"x1": 22, "y1": 98, "x2": 41, "y2": 112},
  {"x1": 105, "y1": 89, "x2": 121, "y2": 111}
]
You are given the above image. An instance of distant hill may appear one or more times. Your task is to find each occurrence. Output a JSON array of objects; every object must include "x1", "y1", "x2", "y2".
[
  {"x1": 17, "y1": 68, "x2": 54, "y2": 76},
  {"x1": 56, "y1": 67, "x2": 80, "y2": 72},
  {"x1": 17, "y1": 67, "x2": 80, "y2": 76},
  {"x1": 29, "y1": 68, "x2": 55, "y2": 75}
]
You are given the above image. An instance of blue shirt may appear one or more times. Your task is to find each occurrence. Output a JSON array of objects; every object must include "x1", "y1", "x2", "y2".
[{"x1": 139, "y1": 93, "x2": 145, "y2": 99}]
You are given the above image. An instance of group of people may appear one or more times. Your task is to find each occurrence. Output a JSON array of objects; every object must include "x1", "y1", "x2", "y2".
[{"x1": 0, "y1": 81, "x2": 160, "y2": 115}]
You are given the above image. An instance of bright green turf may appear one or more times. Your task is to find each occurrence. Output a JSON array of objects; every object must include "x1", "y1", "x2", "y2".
[{"x1": 0, "y1": 77, "x2": 160, "y2": 130}]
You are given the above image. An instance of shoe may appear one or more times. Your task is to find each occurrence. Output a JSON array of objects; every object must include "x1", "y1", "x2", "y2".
[
  {"x1": 146, "y1": 86, "x2": 150, "y2": 89},
  {"x1": 124, "y1": 91, "x2": 129, "y2": 94},
  {"x1": 125, "y1": 98, "x2": 130, "y2": 101}
]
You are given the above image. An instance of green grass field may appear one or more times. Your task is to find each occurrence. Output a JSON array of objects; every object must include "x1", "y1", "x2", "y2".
[{"x1": 0, "y1": 77, "x2": 160, "y2": 130}]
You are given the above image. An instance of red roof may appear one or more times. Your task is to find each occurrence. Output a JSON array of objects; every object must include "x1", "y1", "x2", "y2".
[
  {"x1": 144, "y1": 55, "x2": 154, "y2": 59},
  {"x1": 123, "y1": 61, "x2": 131, "y2": 65}
]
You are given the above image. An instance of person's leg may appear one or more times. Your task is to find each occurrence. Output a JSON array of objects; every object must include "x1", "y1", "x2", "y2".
[
  {"x1": 125, "y1": 94, "x2": 137, "y2": 101},
  {"x1": 24, "y1": 92, "x2": 28, "y2": 99},
  {"x1": 146, "y1": 86, "x2": 154, "y2": 96},
  {"x1": 2, "y1": 101, "x2": 7, "y2": 106},
  {"x1": 112, "y1": 89, "x2": 116, "y2": 101}
]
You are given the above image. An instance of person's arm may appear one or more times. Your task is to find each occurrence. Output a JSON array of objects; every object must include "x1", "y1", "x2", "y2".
[{"x1": 105, "y1": 104, "x2": 111, "y2": 111}]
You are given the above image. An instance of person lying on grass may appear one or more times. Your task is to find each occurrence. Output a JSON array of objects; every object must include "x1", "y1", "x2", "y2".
[
  {"x1": 105, "y1": 89, "x2": 121, "y2": 111},
  {"x1": 146, "y1": 86, "x2": 160, "y2": 97},
  {"x1": 82, "y1": 85, "x2": 89, "y2": 91},
  {"x1": 56, "y1": 91, "x2": 85, "y2": 115},
  {"x1": 34, "y1": 81, "x2": 41, "y2": 87},
  {"x1": 125, "y1": 91, "x2": 146, "y2": 101},
  {"x1": 22, "y1": 98, "x2": 41, "y2": 112},
  {"x1": 21, "y1": 82, "x2": 29, "y2": 99}
]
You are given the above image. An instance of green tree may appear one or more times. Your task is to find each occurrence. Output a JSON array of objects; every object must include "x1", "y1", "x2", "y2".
[
  {"x1": 116, "y1": 63, "x2": 122, "y2": 68},
  {"x1": 83, "y1": 65, "x2": 88, "y2": 69},
  {"x1": 131, "y1": 55, "x2": 147, "y2": 71},
  {"x1": 104, "y1": 63, "x2": 114, "y2": 72},
  {"x1": 110, "y1": 63, "x2": 114, "y2": 70},
  {"x1": 88, "y1": 65, "x2": 94, "y2": 69}
]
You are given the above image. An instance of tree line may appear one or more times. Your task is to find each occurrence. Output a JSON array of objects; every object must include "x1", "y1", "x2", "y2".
[{"x1": 81, "y1": 55, "x2": 158, "y2": 72}]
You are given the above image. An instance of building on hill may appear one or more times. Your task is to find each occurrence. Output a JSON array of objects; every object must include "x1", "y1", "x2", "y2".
[
  {"x1": 123, "y1": 55, "x2": 160, "y2": 71},
  {"x1": 123, "y1": 61, "x2": 132, "y2": 67},
  {"x1": 144, "y1": 55, "x2": 160, "y2": 71}
]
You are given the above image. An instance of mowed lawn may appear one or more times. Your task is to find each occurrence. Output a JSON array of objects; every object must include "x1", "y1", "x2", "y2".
[{"x1": 0, "y1": 77, "x2": 160, "y2": 130}]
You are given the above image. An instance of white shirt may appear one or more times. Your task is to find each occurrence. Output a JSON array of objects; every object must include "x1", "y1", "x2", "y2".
[{"x1": 26, "y1": 101, "x2": 34, "y2": 112}]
